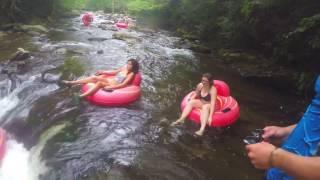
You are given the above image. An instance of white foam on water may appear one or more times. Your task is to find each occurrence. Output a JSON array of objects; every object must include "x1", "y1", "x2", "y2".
[
  {"x1": 0, "y1": 140, "x2": 37, "y2": 180},
  {"x1": 0, "y1": 96, "x2": 19, "y2": 121},
  {"x1": 0, "y1": 123, "x2": 68, "y2": 180}
]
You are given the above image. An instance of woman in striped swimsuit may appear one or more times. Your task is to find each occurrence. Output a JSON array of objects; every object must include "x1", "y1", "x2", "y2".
[{"x1": 62, "y1": 59, "x2": 139, "y2": 98}]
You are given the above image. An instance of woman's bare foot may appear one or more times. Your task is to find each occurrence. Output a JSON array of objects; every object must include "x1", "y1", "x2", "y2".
[
  {"x1": 194, "y1": 130, "x2": 204, "y2": 137},
  {"x1": 170, "y1": 119, "x2": 185, "y2": 126}
]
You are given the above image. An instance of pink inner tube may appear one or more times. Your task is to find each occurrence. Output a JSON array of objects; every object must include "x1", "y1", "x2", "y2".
[
  {"x1": 180, "y1": 80, "x2": 240, "y2": 127},
  {"x1": 213, "y1": 80, "x2": 230, "y2": 97},
  {"x1": 82, "y1": 13, "x2": 93, "y2": 26},
  {"x1": 181, "y1": 92, "x2": 240, "y2": 127},
  {"x1": 115, "y1": 22, "x2": 128, "y2": 29},
  {"x1": 0, "y1": 128, "x2": 7, "y2": 163},
  {"x1": 81, "y1": 73, "x2": 142, "y2": 106}
]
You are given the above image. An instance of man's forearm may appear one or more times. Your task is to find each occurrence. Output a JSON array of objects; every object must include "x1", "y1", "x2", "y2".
[{"x1": 273, "y1": 148, "x2": 320, "y2": 179}]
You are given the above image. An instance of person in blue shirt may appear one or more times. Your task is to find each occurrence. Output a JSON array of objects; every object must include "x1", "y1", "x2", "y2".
[{"x1": 246, "y1": 75, "x2": 320, "y2": 180}]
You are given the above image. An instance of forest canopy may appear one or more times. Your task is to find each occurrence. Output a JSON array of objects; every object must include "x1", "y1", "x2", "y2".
[{"x1": 1, "y1": 0, "x2": 319, "y2": 79}]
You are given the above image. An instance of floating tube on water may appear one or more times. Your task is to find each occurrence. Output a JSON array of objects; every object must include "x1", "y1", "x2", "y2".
[
  {"x1": 81, "y1": 73, "x2": 142, "y2": 106},
  {"x1": 0, "y1": 128, "x2": 7, "y2": 162},
  {"x1": 82, "y1": 13, "x2": 94, "y2": 26},
  {"x1": 180, "y1": 80, "x2": 240, "y2": 127},
  {"x1": 115, "y1": 22, "x2": 128, "y2": 29}
]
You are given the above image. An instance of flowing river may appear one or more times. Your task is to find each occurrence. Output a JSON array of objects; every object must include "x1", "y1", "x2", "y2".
[{"x1": 0, "y1": 12, "x2": 306, "y2": 180}]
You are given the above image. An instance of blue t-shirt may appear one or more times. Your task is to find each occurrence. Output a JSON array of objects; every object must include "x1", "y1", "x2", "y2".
[{"x1": 267, "y1": 75, "x2": 320, "y2": 180}]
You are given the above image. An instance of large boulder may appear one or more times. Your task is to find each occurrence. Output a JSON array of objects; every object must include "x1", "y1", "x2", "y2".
[
  {"x1": 100, "y1": 20, "x2": 115, "y2": 25},
  {"x1": 9, "y1": 48, "x2": 30, "y2": 62},
  {"x1": 0, "y1": 48, "x2": 30, "y2": 75},
  {"x1": 98, "y1": 24, "x2": 118, "y2": 31},
  {"x1": 0, "y1": 31, "x2": 7, "y2": 38},
  {"x1": 112, "y1": 32, "x2": 141, "y2": 42},
  {"x1": 20, "y1": 25, "x2": 49, "y2": 33}
]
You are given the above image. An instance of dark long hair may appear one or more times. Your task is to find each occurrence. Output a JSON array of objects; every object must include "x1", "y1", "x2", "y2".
[
  {"x1": 202, "y1": 73, "x2": 214, "y2": 86},
  {"x1": 128, "y1": 59, "x2": 139, "y2": 74}
]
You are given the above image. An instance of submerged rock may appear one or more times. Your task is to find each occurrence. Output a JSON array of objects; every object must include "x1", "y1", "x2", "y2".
[
  {"x1": 66, "y1": 27, "x2": 80, "y2": 32},
  {"x1": 41, "y1": 68, "x2": 62, "y2": 83},
  {"x1": 54, "y1": 48, "x2": 67, "y2": 55},
  {"x1": 87, "y1": 37, "x2": 109, "y2": 41},
  {"x1": 9, "y1": 48, "x2": 31, "y2": 62}
]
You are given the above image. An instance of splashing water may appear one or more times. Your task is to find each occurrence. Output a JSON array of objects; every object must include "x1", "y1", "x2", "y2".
[
  {"x1": 0, "y1": 140, "x2": 33, "y2": 180},
  {"x1": 0, "y1": 124, "x2": 68, "y2": 180}
]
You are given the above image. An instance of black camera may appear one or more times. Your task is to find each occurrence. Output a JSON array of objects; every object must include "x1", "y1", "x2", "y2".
[{"x1": 243, "y1": 129, "x2": 264, "y2": 145}]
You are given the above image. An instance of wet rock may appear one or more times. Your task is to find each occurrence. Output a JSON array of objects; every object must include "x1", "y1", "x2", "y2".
[
  {"x1": 133, "y1": 27, "x2": 154, "y2": 34},
  {"x1": 87, "y1": 37, "x2": 109, "y2": 41},
  {"x1": 190, "y1": 44, "x2": 212, "y2": 54},
  {"x1": 0, "y1": 23, "x2": 18, "y2": 31},
  {"x1": 98, "y1": 24, "x2": 118, "y2": 31},
  {"x1": 9, "y1": 48, "x2": 31, "y2": 62},
  {"x1": 0, "y1": 48, "x2": 29, "y2": 76},
  {"x1": 20, "y1": 25, "x2": 49, "y2": 33},
  {"x1": 67, "y1": 49, "x2": 87, "y2": 55},
  {"x1": 176, "y1": 39, "x2": 193, "y2": 49},
  {"x1": 217, "y1": 48, "x2": 301, "y2": 93},
  {"x1": 0, "y1": 31, "x2": 7, "y2": 38},
  {"x1": 1, "y1": 65, "x2": 17, "y2": 74},
  {"x1": 27, "y1": 31, "x2": 41, "y2": 36},
  {"x1": 66, "y1": 27, "x2": 80, "y2": 32},
  {"x1": 112, "y1": 32, "x2": 141, "y2": 42},
  {"x1": 100, "y1": 20, "x2": 115, "y2": 25},
  {"x1": 54, "y1": 48, "x2": 67, "y2": 55},
  {"x1": 42, "y1": 68, "x2": 62, "y2": 83},
  {"x1": 0, "y1": 76, "x2": 11, "y2": 97}
]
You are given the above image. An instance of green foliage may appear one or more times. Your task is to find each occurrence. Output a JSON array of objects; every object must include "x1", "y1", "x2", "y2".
[
  {"x1": 58, "y1": 0, "x2": 87, "y2": 10},
  {"x1": 2, "y1": 0, "x2": 320, "y2": 77},
  {"x1": 127, "y1": 0, "x2": 154, "y2": 13},
  {"x1": 59, "y1": 57, "x2": 85, "y2": 79}
]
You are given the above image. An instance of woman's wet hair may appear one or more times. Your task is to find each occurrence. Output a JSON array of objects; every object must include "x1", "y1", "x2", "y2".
[
  {"x1": 128, "y1": 59, "x2": 139, "y2": 74},
  {"x1": 202, "y1": 73, "x2": 214, "y2": 86}
]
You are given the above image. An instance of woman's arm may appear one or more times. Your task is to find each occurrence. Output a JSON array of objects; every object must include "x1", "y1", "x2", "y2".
[
  {"x1": 104, "y1": 73, "x2": 134, "y2": 89},
  {"x1": 208, "y1": 87, "x2": 217, "y2": 117},
  {"x1": 96, "y1": 66, "x2": 124, "y2": 75},
  {"x1": 190, "y1": 83, "x2": 202, "y2": 100}
]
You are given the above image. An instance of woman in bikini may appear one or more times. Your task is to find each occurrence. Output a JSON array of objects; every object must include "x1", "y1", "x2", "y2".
[
  {"x1": 171, "y1": 73, "x2": 217, "y2": 136},
  {"x1": 62, "y1": 59, "x2": 139, "y2": 98}
]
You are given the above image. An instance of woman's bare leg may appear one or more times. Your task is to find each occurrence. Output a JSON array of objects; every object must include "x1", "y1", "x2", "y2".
[
  {"x1": 63, "y1": 75, "x2": 107, "y2": 85},
  {"x1": 171, "y1": 99, "x2": 203, "y2": 126},
  {"x1": 79, "y1": 81, "x2": 107, "y2": 97},
  {"x1": 195, "y1": 104, "x2": 210, "y2": 136}
]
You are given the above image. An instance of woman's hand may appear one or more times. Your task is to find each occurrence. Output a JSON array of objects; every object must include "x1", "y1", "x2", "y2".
[{"x1": 246, "y1": 142, "x2": 277, "y2": 169}]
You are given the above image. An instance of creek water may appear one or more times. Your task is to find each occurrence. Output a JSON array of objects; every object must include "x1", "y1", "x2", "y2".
[{"x1": 0, "y1": 12, "x2": 306, "y2": 180}]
